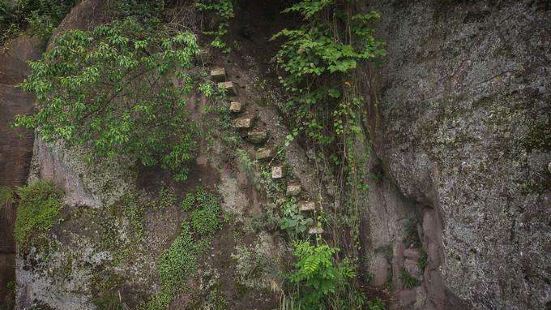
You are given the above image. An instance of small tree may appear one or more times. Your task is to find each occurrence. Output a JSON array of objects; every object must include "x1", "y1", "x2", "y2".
[{"x1": 16, "y1": 18, "x2": 201, "y2": 181}]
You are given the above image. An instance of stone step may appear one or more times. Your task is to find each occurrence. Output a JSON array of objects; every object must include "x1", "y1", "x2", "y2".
[
  {"x1": 308, "y1": 227, "x2": 324, "y2": 235},
  {"x1": 218, "y1": 81, "x2": 237, "y2": 96},
  {"x1": 232, "y1": 116, "x2": 254, "y2": 129},
  {"x1": 229, "y1": 101, "x2": 243, "y2": 113},
  {"x1": 271, "y1": 166, "x2": 284, "y2": 179},
  {"x1": 256, "y1": 147, "x2": 274, "y2": 160},
  {"x1": 298, "y1": 201, "x2": 316, "y2": 212},
  {"x1": 210, "y1": 67, "x2": 226, "y2": 82},
  {"x1": 247, "y1": 130, "x2": 268, "y2": 144},
  {"x1": 286, "y1": 184, "x2": 302, "y2": 196}
]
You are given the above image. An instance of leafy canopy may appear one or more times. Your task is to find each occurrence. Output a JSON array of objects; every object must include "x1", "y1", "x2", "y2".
[{"x1": 16, "y1": 18, "x2": 201, "y2": 181}]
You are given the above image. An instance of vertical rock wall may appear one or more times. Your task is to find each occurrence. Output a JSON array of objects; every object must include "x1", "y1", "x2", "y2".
[
  {"x1": 0, "y1": 35, "x2": 43, "y2": 308},
  {"x1": 362, "y1": 1, "x2": 550, "y2": 309}
]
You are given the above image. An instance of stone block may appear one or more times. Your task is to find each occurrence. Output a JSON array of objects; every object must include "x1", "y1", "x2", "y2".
[
  {"x1": 232, "y1": 117, "x2": 254, "y2": 129},
  {"x1": 247, "y1": 130, "x2": 268, "y2": 144},
  {"x1": 271, "y1": 166, "x2": 283, "y2": 179},
  {"x1": 210, "y1": 67, "x2": 226, "y2": 82},
  {"x1": 298, "y1": 201, "x2": 315, "y2": 212},
  {"x1": 286, "y1": 184, "x2": 302, "y2": 196},
  {"x1": 308, "y1": 227, "x2": 324, "y2": 235},
  {"x1": 256, "y1": 147, "x2": 274, "y2": 160},
  {"x1": 218, "y1": 81, "x2": 236, "y2": 96},
  {"x1": 229, "y1": 101, "x2": 242, "y2": 113}
]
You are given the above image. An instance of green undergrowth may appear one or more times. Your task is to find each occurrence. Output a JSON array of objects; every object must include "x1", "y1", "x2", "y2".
[
  {"x1": 14, "y1": 180, "x2": 63, "y2": 251},
  {"x1": 0, "y1": 0, "x2": 76, "y2": 43},
  {"x1": 271, "y1": 0, "x2": 386, "y2": 308},
  {"x1": 196, "y1": 0, "x2": 234, "y2": 52},
  {"x1": 147, "y1": 188, "x2": 223, "y2": 309}
]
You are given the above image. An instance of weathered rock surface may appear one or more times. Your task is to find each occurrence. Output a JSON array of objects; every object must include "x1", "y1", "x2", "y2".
[
  {"x1": 363, "y1": 1, "x2": 551, "y2": 309},
  {"x1": 0, "y1": 35, "x2": 43, "y2": 308}
]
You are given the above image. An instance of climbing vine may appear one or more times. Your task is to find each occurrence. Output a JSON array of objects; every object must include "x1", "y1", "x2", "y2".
[
  {"x1": 196, "y1": 0, "x2": 234, "y2": 52},
  {"x1": 273, "y1": 0, "x2": 385, "y2": 308}
]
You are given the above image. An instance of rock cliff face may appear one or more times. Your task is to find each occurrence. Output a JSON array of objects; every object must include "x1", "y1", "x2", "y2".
[
  {"x1": 362, "y1": 1, "x2": 550, "y2": 309},
  {"x1": 3, "y1": 0, "x2": 550, "y2": 309},
  {"x1": 0, "y1": 35, "x2": 43, "y2": 308}
]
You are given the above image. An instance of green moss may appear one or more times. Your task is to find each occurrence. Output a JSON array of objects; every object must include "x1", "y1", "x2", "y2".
[
  {"x1": 191, "y1": 207, "x2": 221, "y2": 236},
  {"x1": 14, "y1": 181, "x2": 63, "y2": 250},
  {"x1": 147, "y1": 188, "x2": 223, "y2": 308},
  {"x1": 158, "y1": 186, "x2": 177, "y2": 209},
  {"x1": 524, "y1": 121, "x2": 551, "y2": 151}
]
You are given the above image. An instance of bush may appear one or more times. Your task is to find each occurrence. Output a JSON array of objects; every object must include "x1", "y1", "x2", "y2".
[
  {"x1": 289, "y1": 241, "x2": 357, "y2": 309},
  {"x1": 15, "y1": 17, "x2": 200, "y2": 181},
  {"x1": 14, "y1": 180, "x2": 62, "y2": 249}
]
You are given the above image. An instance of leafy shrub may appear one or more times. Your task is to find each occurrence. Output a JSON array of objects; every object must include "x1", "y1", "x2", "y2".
[
  {"x1": 196, "y1": 0, "x2": 234, "y2": 52},
  {"x1": 15, "y1": 17, "x2": 200, "y2": 181},
  {"x1": 418, "y1": 248, "x2": 428, "y2": 270},
  {"x1": 158, "y1": 186, "x2": 177, "y2": 209},
  {"x1": 14, "y1": 180, "x2": 62, "y2": 249},
  {"x1": 289, "y1": 241, "x2": 357, "y2": 309},
  {"x1": 279, "y1": 198, "x2": 313, "y2": 239}
]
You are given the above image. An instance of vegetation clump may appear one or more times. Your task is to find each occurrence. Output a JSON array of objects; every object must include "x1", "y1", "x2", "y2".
[
  {"x1": 0, "y1": 0, "x2": 76, "y2": 43},
  {"x1": 15, "y1": 17, "x2": 201, "y2": 181},
  {"x1": 14, "y1": 180, "x2": 63, "y2": 250},
  {"x1": 288, "y1": 241, "x2": 363, "y2": 309},
  {"x1": 147, "y1": 188, "x2": 223, "y2": 309},
  {"x1": 196, "y1": 0, "x2": 234, "y2": 52}
]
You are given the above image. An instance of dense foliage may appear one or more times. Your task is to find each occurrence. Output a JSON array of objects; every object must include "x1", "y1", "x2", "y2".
[
  {"x1": 273, "y1": 1, "x2": 385, "y2": 308},
  {"x1": 0, "y1": 0, "x2": 76, "y2": 42},
  {"x1": 14, "y1": 180, "x2": 62, "y2": 249},
  {"x1": 273, "y1": 0, "x2": 384, "y2": 144},
  {"x1": 15, "y1": 18, "x2": 201, "y2": 181},
  {"x1": 289, "y1": 241, "x2": 360, "y2": 309},
  {"x1": 196, "y1": 0, "x2": 234, "y2": 52}
]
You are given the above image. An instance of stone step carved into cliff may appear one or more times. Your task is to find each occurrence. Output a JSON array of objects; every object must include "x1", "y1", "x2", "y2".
[
  {"x1": 210, "y1": 67, "x2": 226, "y2": 82},
  {"x1": 232, "y1": 116, "x2": 254, "y2": 129},
  {"x1": 286, "y1": 183, "x2": 301, "y2": 196},
  {"x1": 218, "y1": 81, "x2": 237, "y2": 96},
  {"x1": 298, "y1": 201, "x2": 316, "y2": 212},
  {"x1": 271, "y1": 166, "x2": 283, "y2": 179},
  {"x1": 229, "y1": 101, "x2": 243, "y2": 113},
  {"x1": 246, "y1": 130, "x2": 268, "y2": 144},
  {"x1": 256, "y1": 147, "x2": 274, "y2": 160}
]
